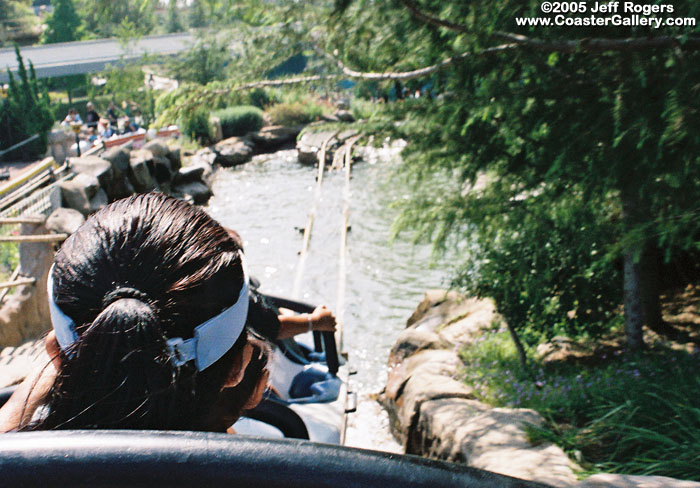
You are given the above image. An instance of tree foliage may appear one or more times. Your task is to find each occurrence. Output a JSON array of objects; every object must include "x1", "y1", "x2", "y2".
[
  {"x1": 43, "y1": 0, "x2": 82, "y2": 44},
  {"x1": 329, "y1": 1, "x2": 700, "y2": 352},
  {"x1": 0, "y1": 47, "x2": 54, "y2": 161},
  {"x1": 76, "y1": 0, "x2": 155, "y2": 38}
]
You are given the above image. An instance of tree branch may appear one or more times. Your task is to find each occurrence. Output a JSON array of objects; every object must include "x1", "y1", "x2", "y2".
[
  {"x1": 493, "y1": 31, "x2": 700, "y2": 53},
  {"x1": 315, "y1": 44, "x2": 515, "y2": 81},
  {"x1": 398, "y1": 0, "x2": 700, "y2": 52},
  {"x1": 397, "y1": 0, "x2": 469, "y2": 33}
]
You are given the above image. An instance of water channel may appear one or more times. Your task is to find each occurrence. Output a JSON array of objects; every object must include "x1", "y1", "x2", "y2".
[{"x1": 206, "y1": 142, "x2": 452, "y2": 451}]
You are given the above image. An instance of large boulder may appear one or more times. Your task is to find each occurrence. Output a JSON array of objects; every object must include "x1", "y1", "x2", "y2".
[
  {"x1": 59, "y1": 173, "x2": 101, "y2": 216},
  {"x1": 213, "y1": 137, "x2": 253, "y2": 166},
  {"x1": 166, "y1": 146, "x2": 182, "y2": 173},
  {"x1": 412, "y1": 399, "x2": 579, "y2": 487},
  {"x1": 174, "y1": 166, "x2": 206, "y2": 185},
  {"x1": 128, "y1": 149, "x2": 157, "y2": 193},
  {"x1": 575, "y1": 474, "x2": 700, "y2": 488},
  {"x1": 45, "y1": 207, "x2": 85, "y2": 235},
  {"x1": 152, "y1": 155, "x2": 174, "y2": 185},
  {"x1": 142, "y1": 140, "x2": 169, "y2": 158},
  {"x1": 68, "y1": 156, "x2": 114, "y2": 190},
  {"x1": 334, "y1": 110, "x2": 355, "y2": 122},
  {"x1": 0, "y1": 223, "x2": 54, "y2": 348},
  {"x1": 101, "y1": 146, "x2": 131, "y2": 177},
  {"x1": 100, "y1": 146, "x2": 135, "y2": 200},
  {"x1": 297, "y1": 130, "x2": 337, "y2": 165},
  {"x1": 172, "y1": 181, "x2": 213, "y2": 205},
  {"x1": 383, "y1": 289, "x2": 580, "y2": 487},
  {"x1": 191, "y1": 147, "x2": 217, "y2": 166},
  {"x1": 250, "y1": 125, "x2": 303, "y2": 150}
]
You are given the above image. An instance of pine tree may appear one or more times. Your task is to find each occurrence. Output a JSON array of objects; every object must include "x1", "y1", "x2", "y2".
[
  {"x1": 188, "y1": 0, "x2": 206, "y2": 28},
  {"x1": 0, "y1": 47, "x2": 53, "y2": 161},
  {"x1": 166, "y1": 0, "x2": 183, "y2": 33},
  {"x1": 43, "y1": 0, "x2": 82, "y2": 44}
]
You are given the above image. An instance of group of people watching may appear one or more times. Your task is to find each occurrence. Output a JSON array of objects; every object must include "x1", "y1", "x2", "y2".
[
  {"x1": 61, "y1": 101, "x2": 140, "y2": 142},
  {"x1": 0, "y1": 193, "x2": 337, "y2": 433}
]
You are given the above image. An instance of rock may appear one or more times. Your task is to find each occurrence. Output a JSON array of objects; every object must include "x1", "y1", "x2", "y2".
[
  {"x1": 320, "y1": 113, "x2": 340, "y2": 123},
  {"x1": 166, "y1": 146, "x2": 182, "y2": 173},
  {"x1": 45, "y1": 207, "x2": 85, "y2": 235},
  {"x1": 129, "y1": 149, "x2": 157, "y2": 193},
  {"x1": 48, "y1": 130, "x2": 73, "y2": 163},
  {"x1": 406, "y1": 289, "x2": 460, "y2": 326},
  {"x1": 48, "y1": 130, "x2": 73, "y2": 145},
  {"x1": 68, "y1": 156, "x2": 114, "y2": 190},
  {"x1": 336, "y1": 98, "x2": 350, "y2": 110},
  {"x1": 383, "y1": 288, "x2": 581, "y2": 487},
  {"x1": 250, "y1": 125, "x2": 302, "y2": 150},
  {"x1": 152, "y1": 155, "x2": 174, "y2": 185},
  {"x1": 536, "y1": 336, "x2": 588, "y2": 364},
  {"x1": 394, "y1": 373, "x2": 473, "y2": 442},
  {"x1": 59, "y1": 173, "x2": 100, "y2": 216},
  {"x1": 107, "y1": 176, "x2": 136, "y2": 201},
  {"x1": 437, "y1": 297, "x2": 498, "y2": 348},
  {"x1": 383, "y1": 349, "x2": 467, "y2": 440},
  {"x1": 0, "y1": 223, "x2": 54, "y2": 348},
  {"x1": 101, "y1": 146, "x2": 131, "y2": 177},
  {"x1": 334, "y1": 110, "x2": 355, "y2": 122},
  {"x1": 190, "y1": 161, "x2": 214, "y2": 187},
  {"x1": 142, "y1": 140, "x2": 169, "y2": 158},
  {"x1": 387, "y1": 327, "x2": 444, "y2": 367},
  {"x1": 213, "y1": 137, "x2": 253, "y2": 166},
  {"x1": 192, "y1": 147, "x2": 217, "y2": 166},
  {"x1": 575, "y1": 474, "x2": 700, "y2": 488},
  {"x1": 297, "y1": 130, "x2": 337, "y2": 165},
  {"x1": 174, "y1": 166, "x2": 205, "y2": 185},
  {"x1": 210, "y1": 116, "x2": 223, "y2": 143},
  {"x1": 89, "y1": 188, "x2": 108, "y2": 214},
  {"x1": 412, "y1": 399, "x2": 579, "y2": 487},
  {"x1": 172, "y1": 181, "x2": 212, "y2": 205}
]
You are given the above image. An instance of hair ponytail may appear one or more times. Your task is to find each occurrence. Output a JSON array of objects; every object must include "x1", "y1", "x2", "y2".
[
  {"x1": 36, "y1": 297, "x2": 198, "y2": 430},
  {"x1": 30, "y1": 193, "x2": 267, "y2": 432}
]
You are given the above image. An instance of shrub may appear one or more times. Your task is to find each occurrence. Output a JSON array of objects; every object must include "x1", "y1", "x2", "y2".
[
  {"x1": 246, "y1": 88, "x2": 273, "y2": 109},
  {"x1": 212, "y1": 105, "x2": 263, "y2": 138},
  {"x1": 266, "y1": 102, "x2": 322, "y2": 126},
  {"x1": 180, "y1": 107, "x2": 211, "y2": 143},
  {"x1": 460, "y1": 331, "x2": 700, "y2": 479}
]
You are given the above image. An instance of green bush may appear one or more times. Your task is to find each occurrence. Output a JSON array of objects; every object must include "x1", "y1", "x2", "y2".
[
  {"x1": 180, "y1": 107, "x2": 211, "y2": 143},
  {"x1": 454, "y1": 188, "x2": 622, "y2": 346},
  {"x1": 246, "y1": 88, "x2": 273, "y2": 109},
  {"x1": 266, "y1": 102, "x2": 322, "y2": 126},
  {"x1": 212, "y1": 105, "x2": 263, "y2": 138}
]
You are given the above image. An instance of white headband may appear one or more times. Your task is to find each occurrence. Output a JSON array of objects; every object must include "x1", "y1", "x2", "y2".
[{"x1": 47, "y1": 254, "x2": 249, "y2": 372}]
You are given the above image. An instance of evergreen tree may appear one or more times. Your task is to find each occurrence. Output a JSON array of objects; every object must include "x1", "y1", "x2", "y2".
[
  {"x1": 166, "y1": 0, "x2": 182, "y2": 33},
  {"x1": 77, "y1": 0, "x2": 155, "y2": 38},
  {"x1": 43, "y1": 0, "x2": 82, "y2": 44},
  {"x1": 0, "y1": 46, "x2": 54, "y2": 161},
  {"x1": 188, "y1": 0, "x2": 206, "y2": 28}
]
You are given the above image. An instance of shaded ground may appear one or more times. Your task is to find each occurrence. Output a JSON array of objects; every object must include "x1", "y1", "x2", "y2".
[{"x1": 537, "y1": 284, "x2": 700, "y2": 367}]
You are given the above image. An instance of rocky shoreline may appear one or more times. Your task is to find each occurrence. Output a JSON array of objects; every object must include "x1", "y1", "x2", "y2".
[{"x1": 382, "y1": 290, "x2": 700, "y2": 487}]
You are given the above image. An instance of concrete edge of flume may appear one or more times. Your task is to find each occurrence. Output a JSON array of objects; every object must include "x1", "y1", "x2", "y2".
[{"x1": 379, "y1": 289, "x2": 700, "y2": 488}]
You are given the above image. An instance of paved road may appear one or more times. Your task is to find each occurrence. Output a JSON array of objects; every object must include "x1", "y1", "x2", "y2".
[{"x1": 0, "y1": 33, "x2": 193, "y2": 83}]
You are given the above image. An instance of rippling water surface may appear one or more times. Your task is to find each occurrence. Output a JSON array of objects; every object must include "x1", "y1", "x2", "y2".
[{"x1": 206, "y1": 144, "x2": 452, "y2": 451}]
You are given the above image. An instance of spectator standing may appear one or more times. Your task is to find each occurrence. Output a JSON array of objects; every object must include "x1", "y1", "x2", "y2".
[{"x1": 85, "y1": 102, "x2": 100, "y2": 129}]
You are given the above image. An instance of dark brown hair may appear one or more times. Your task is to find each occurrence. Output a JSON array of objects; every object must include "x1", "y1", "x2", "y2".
[{"x1": 29, "y1": 193, "x2": 266, "y2": 432}]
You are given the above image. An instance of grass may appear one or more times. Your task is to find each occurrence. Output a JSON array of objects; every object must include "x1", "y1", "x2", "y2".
[
  {"x1": 459, "y1": 329, "x2": 700, "y2": 480},
  {"x1": 0, "y1": 227, "x2": 20, "y2": 283}
]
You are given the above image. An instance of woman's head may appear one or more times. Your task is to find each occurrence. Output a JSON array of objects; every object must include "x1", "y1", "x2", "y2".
[{"x1": 33, "y1": 193, "x2": 267, "y2": 432}]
